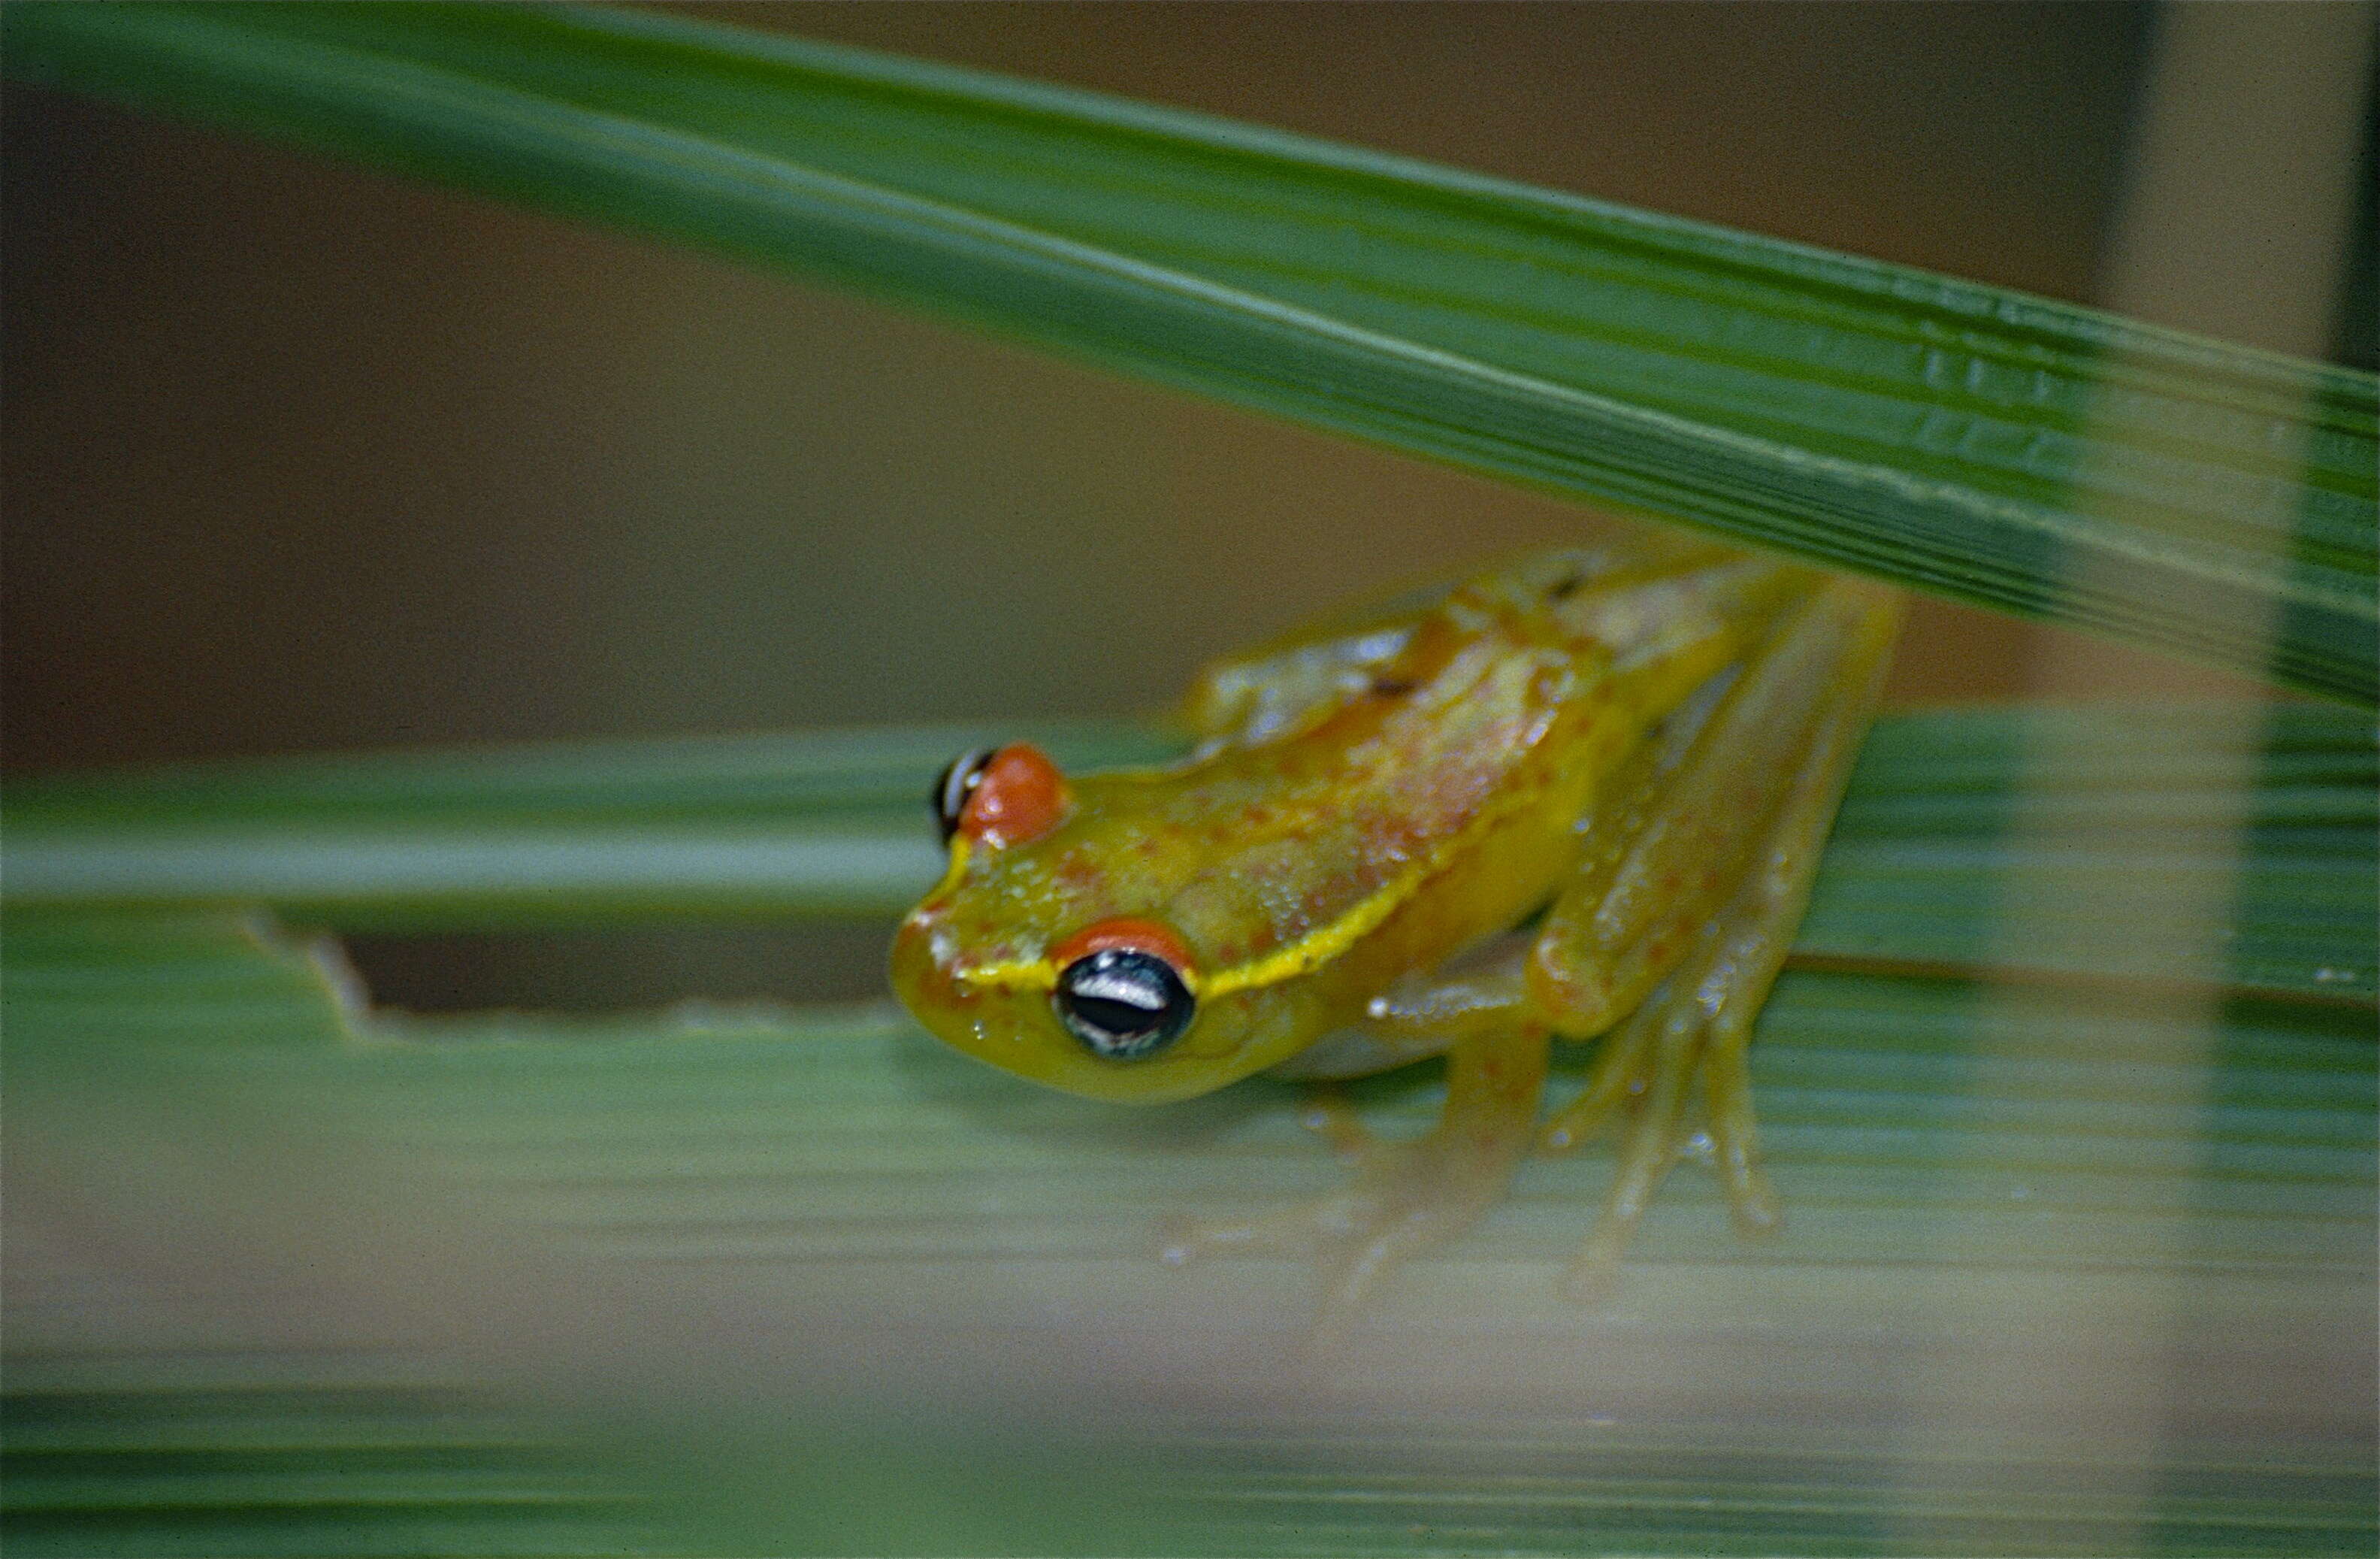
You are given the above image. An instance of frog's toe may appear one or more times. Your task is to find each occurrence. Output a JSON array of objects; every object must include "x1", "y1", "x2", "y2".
[
  {"x1": 1164, "y1": 1033, "x2": 1548, "y2": 1340},
  {"x1": 1294, "y1": 1086, "x2": 1390, "y2": 1168},
  {"x1": 1562, "y1": 1033, "x2": 1695, "y2": 1303},
  {"x1": 1315, "y1": 1140, "x2": 1514, "y2": 1318},
  {"x1": 1555, "y1": 975, "x2": 1785, "y2": 1303},
  {"x1": 1539, "y1": 997, "x2": 1662, "y2": 1153},
  {"x1": 1154, "y1": 1087, "x2": 1387, "y2": 1267},
  {"x1": 1156, "y1": 1182, "x2": 1373, "y2": 1267},
  {"x1": 1704, "y1": 1038, "x2": 1786, "y2": 1237},
  {"x1": 1166, "y1": 1133, "x2": 1517, "y2": 1352}
]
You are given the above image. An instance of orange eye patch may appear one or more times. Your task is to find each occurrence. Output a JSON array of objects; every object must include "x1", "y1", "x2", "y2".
[
  {"x1": 1048, "y1": 916, "x2": 1199, "y2": 981},
  {"x1": 956, "y1": 742, "x2": 1072, "y2": 848}
]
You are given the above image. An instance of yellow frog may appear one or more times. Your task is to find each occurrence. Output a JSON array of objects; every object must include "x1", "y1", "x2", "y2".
[{"x1": 891, "y1": 532, "x2": 1901, "y2": 1327}]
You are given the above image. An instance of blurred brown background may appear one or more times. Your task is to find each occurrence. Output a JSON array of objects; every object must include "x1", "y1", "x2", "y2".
[{"x1": 5, "y1": 2, "x2": 2370, "y2": 1004}]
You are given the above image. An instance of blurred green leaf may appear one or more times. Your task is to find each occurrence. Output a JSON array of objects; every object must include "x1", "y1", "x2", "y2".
[
  {"x1": 6, "y1": 709, "x2": 2373, "y2": 1553},
  {"x1": 2, "y1": 2, "x2": 2371, "y2": 701},
  {"x1": 5, "y1": 904, "x2": 2374, "y2": 1556}
]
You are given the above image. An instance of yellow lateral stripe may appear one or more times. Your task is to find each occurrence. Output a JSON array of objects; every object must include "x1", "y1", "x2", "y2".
[
  {"x1": 1194, "y1": 849, "x2": 1427, "y2": 997},
  {"x1": 955, "y1": 760, "x2": 1562, "y2": 1000},
  {"x1": 1198, "y1": 756, "x2": 1574, "y2": 997},
  {"x1": 959, "y1": 955, "x2": 1060, "y2": 991}
]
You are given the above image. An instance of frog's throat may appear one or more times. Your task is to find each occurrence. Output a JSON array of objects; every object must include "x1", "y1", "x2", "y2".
[{"x1": 936, "y1": 774, "x2": 1550, "y2": 1002}]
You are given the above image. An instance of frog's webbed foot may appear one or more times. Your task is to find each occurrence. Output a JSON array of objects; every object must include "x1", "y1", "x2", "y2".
[
  {"x1": 1541, "y1": 949, "x2": 1785, "y2": 1305},
  {"x1": 1162, "y1": 1028, "x2": 1549, "y2": 1343}
]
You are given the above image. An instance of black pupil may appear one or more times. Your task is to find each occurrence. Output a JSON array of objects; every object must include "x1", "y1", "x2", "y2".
[
  {"x1": 931, "y1": 748, "x2": 996, "y2": 845},
  {"x1": 1054, "y1": 949, "x2": 1194, "y2": 1061}
]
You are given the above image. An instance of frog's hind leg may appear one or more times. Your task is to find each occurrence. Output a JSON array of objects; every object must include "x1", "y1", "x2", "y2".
[
  {"x1": 1163, "y1": 1017, "x2": 1550, "y2": 1345},
  {"x1": 1180, "y1": 530, "x2": 1742, "y2": 756},
  {"x1": 1534, "y1": 577, "x2": 1902, "y2": 1300}
]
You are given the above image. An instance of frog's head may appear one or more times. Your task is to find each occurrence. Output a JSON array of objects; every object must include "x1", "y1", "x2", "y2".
[{"x1": 889, "y1": 743, "x2": 1317, "y2": 1105}]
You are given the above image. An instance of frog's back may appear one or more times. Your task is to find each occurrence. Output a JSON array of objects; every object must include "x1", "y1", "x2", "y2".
[{"x1": 1135, "y1": 540, "x2": 1814, "y2": 1016}]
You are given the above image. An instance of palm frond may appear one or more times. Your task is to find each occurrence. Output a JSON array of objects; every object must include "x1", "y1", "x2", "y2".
[{"x1": 4, "y1": 2, "x2": 2372, "y2": 700}]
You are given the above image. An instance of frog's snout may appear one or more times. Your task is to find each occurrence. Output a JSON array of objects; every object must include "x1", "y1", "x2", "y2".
[{"x1": 888, "y1": 910, "x2": 964, "y2": 1038}]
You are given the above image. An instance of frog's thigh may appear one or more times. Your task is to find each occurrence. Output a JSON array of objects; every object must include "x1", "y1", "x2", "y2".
[
  {"x1": 1164, "y1": 1018, "x2": 1550, "y2": 1340},
  {"x1": 1181, "y1": 616, "x2": 1418, "y2": 750},
  {"x1": 1183, "y1": 534, "x2": 1743, "y2": 752},
  {"x1": 1537, "y1": 578, "x2": 1903, "y2": 1298}
]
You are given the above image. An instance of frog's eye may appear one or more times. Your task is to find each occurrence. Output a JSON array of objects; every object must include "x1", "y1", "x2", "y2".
[
  {"x1": 1049, "y1": 918, "x2": 1199, "y2": 1061},
  {"x1": 932, "y1": 742, "x2": 1072, "y2": 848},
  {"x1": 1054, "y1": 947, "x2": 1195, "y2": 1061},
  {"x1": 930, "y1": 748, "x2": 996, "y2": 845}
]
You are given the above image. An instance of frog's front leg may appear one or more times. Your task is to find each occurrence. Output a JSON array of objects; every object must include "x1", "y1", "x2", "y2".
[
  {"x1": 1533, "y1": 575, "x2": 1903, "y2": 1299},
  {"x1": 1162, "y1": 1013, "x2": 1549, "y2": 1342}
]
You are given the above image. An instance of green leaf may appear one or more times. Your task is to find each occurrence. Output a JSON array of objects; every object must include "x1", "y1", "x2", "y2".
[
  {"x1": 9, "y1": 708, "x2": 2370, "y2": 1550},
  {"x1": 2, "y1": 2, "x2": 2371, "y2": 702},
  {"x1": 6, "y1": 906, "x2": 2375, "y2": 1555},
  {"x1": 7, "y1": 707, "x2": 2374, "y2": 1001}
]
